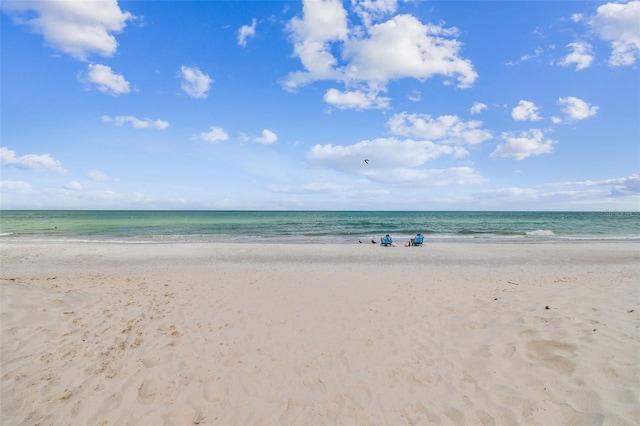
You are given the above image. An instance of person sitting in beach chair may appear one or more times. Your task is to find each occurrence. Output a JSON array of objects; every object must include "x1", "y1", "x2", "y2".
[
  {"x1": 406, "y1": 233, "x2": 424, "y2": 246},
  {"x1": 381, "y1": 234, "x2": 393, "y2": 246}
]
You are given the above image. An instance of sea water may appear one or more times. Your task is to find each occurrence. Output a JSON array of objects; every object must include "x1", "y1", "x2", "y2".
[{"x1": 1, "y1": 210, "x2": 638, "y2": 244}]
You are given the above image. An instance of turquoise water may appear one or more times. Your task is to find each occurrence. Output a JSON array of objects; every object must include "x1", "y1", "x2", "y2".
[{"x1": 1, "y1": 210, "x2": 639, "y2": 244}]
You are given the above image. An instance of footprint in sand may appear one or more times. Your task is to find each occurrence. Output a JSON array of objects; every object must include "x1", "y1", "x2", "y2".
[
  {"x1": 203, "y1": 379, "x2": 228, "y2": 403},
  {"x1": 138, "y1": 379, "x2": 162, "y2": 402},
  {"x1": 279, "y1": 399, "x2": 314, "y2": 424},
  {"x1": 526, "y1": 339, "x2": 577, "y2": 375},
  {"x1": 465, "y1": 320, "x2": 487, "y2": 330},
  {"x1": 346, "y1": 382, "x2": 372, "y2": 409},
  {"x1": 302, "y1": 375, "x2": 327, "y2": 393},
  {"x1": 140, "y1": 352, "x2": 161, "y2": 368}
]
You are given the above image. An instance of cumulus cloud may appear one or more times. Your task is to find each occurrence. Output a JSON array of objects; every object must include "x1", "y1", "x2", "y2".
[
  {"x1": 199, "y1": 126, "x2": 229, "y2": 143},
  {"x1": 0, "y1": 147, "x2": 68, "y2": 174},
  {"x1": 309, "y1": 137, "x2": 455, "y2": 169},
  {"x1": 559, "y1": 41, "x2": 594, "y2": 70},
  {"x1": 343, "y1": 14, "x2": 477, "y2": 87},
  {"x1": 180, "y1": 65, "x2": 212, "y2": 99},
  {"x1": 387, "y1": 112, "x2": 492, "y2": 145},
  {"x1": 470, "y1": 102, "x2": 488, "y2": 114},
  {"x1": 284, "y1": 0, "x2": 348, "y2": 90},
  {"x1": 1, "y1": 0, "x2": 134, "y2": 61},
  {"x1": 352, "y1": 0, "x2": 398, "y2": 27},
  {"x1": 102, "y1": 115, "x2": 169, "y2": 129},
  {"x1": 253, "y1": 129, "x2": 278, "y2": 145},
  {"x1": 238, "y1": 18, "x2": 257, "y2": 47},
  {"x1": 491, "y1": 129, "x2": 556, "y2": 160},
  {"x1": 557, "y1": 96, "x2": 599, "y2": 121},
  {"x1": 284, "y1": 0, "x2": 477, "y2": 109},
  {"x1": 589, "y1": 0, "x2": 640, "y2": 66},
  {"x1": 307, "y1": 136, "x2": 485, "y2": 186},
  {"x1": 511, "y1": 100, "x2": 542, "y2": 121},
  {"x1": 324, "y1": 88, "x2": 390, "y2": 110},
  {"x1": 82, "y1": 64, "x2": 130, "y2": 95}
]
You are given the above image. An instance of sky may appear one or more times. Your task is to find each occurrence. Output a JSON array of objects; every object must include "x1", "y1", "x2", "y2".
[{"x1": 1, "y1": 0, "x2": 639, "y2": 211}]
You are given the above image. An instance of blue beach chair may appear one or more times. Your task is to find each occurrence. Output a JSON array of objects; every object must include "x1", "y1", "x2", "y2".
[
  {"x1": 381, "y1": 234, "x2": 393, "y2": 246},
  {"x1": 413, "y1": 234, "x2": 424, "y2": 246}
]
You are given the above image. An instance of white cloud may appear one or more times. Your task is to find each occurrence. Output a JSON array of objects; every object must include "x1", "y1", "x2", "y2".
[
  {"x1": 470, "y1": 179, "x2": 640, "y2": 209},
  {"x1": 307, "y1": 136, "x2": 485, "y2": 187},
  {"x1": 180, "y1": 65, "x2": 212, "y2": 99},
  {"x1": 387, "y1": 112, "x2": 492, "y2": 145},
  {"x1": 102, "y1": 115, "x2": 169, "y2": 129},
  {"x1": 511, "y1": 100, "x2": 542, "y2": 121},
  {"x1": 284, "y1": 0, "x2": 348, "y2": 90},
  {"x1": 0, "y1": 147, "x2": 68, "y2": 174},
  {"x1": 352, "y1": 0, "x2": 398, "y2": 27},
  {"x1": 549, "y1": 173, "x2": 640, "y2": 195},
  {"x1": 557, "y1": 96, "x2": 599, "y2": 121},
  {"x1": 507, "y1": 174, "x2": 640, "y2": 207},
  {"x1": 342, "y1": 14, "x2": 477, "y2": 88},
  {"x1": 308, "y1": 137, "x2": 457, "y2": 172},
  {"x1": 559, "y1": 41, "x2": 594, "y2": 70},
  {"x1": 605, "y1": 177, "x2": 640, "y2": 196},
  {"x1": 0, "y1": 180, "x2": 33, "y2": 193},
  {"x1": 323, "y1": 88, "x2": 390, "y2": 110},
  {"x1": 363, "y1": 166, "x2": 485, "y2": 187},
  {"x1": 253, "y1": 129, "x2": 278, "y2": 145},
  {"x1": 284, "y1": 1, "x2": 477, "y2": 108},
  {"x1": 589, "y1": 0, "x2": 640, "y2": 66},
  {"x1": 506, "y1": 47, "x2": 544, "y2": 66},
  {"x1": 408, "y1": 90, "x2": 421, "y2": 102},
  {"x1": 64, "y1": 181, "x2": 83, "y2": 191},
  {"x1": 82, "y1": 64, "x2": 130, "y2": 95},
  {"x1": 520, "y1": 47, "x2": 544, "y2": 62},
  {"x1": 491, "y1": 129, "x2": 556, "y2": 160},
  {"x1": 86, "y1": 170, "x2": 112, "y2": 181},
  {"x1": 1, "y1": 0, "x2": 134, "y2": 61},
  {"x1": 238, "y1": 18, "x2": 257, "y2": 47},
  {"x1": 199, "y1": 126, "x2": 229, "y2": 143},
  {"x1": 470, "y1": 102, "x2": 488, "y2": 114}
]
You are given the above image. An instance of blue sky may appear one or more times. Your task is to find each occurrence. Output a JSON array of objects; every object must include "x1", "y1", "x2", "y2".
[{"x1": 1, "y1": 0, "x2": 639, "y2": 211}]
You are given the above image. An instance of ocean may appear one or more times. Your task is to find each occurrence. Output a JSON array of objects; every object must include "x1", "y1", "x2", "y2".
[{"x1": 1, "y1": 210, "x2": 639, "y2": 244}]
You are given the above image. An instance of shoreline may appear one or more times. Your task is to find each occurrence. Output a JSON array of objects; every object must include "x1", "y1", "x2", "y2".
[
  {"x1": 2, "y1": 233, "x2": 640, "y2": 246},
  {"x1": 2, "y1": 241, "x2": 639, "y2": 424}
]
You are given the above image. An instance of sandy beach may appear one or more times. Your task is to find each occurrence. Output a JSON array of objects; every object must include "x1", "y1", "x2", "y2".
[{"x1": 1, "y1": 241, "x2": 638, "y2": 425}]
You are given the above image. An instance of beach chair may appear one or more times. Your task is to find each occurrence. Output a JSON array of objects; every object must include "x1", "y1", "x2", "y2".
[
  {"x1": 413, "y1": 234, "x2": 424, "y2": 246},
  {"x1": 381, "y1": 235, "x2": 393, "y2": 246}
]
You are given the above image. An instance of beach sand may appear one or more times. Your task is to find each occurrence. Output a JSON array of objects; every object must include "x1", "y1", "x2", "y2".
[{"x1": 1, "y1": 241, "x2": 639, "y2": 425}]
